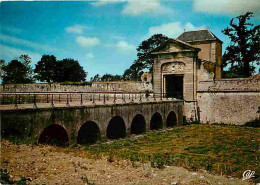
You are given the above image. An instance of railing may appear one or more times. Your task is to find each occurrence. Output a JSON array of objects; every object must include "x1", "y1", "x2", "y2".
[{"x1": 0, "y1": 91, "x2": 183, "y2": 109}]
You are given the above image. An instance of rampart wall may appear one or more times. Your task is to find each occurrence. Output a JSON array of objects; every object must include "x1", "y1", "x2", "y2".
[
  {"x1": 0, "y1": 81, "x2": 153, "y2": 93},
  {"x1": 197, "y1": 78, "x2": 260, "y2": 124}
]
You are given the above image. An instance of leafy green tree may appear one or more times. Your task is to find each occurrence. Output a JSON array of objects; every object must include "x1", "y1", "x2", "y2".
[
  {"x1": 55, "y1": 59, "x2": 87, "y2": 82},
  {"x1": 222, "y1": 12, "x2": 260, "y2": 77},
  {"x1": 34, "y1": 56, "x2": 87, "y2": 82},
  {"x1": 101, "y1": 73, "x2": 122, "y2": 81},
  {"x1": 90, "y1": 74, "x2": 101, "y2": 82},
  {"x1": 137, "y1": 34, "x2": 169, "y2": 72},
  {"x1": 0, "y1": 60, "x2": 5, "y2": 79},
  {"x1": 34, "y1": 55, "x2": 57, "y2": 83},
  {"x1": 2, "y1": 59, "x2": 34, "y2": 84},
  {"x1": 123, "y1": 34, "x2": 168, "y2": 81},
  {"x1": 123, "y1": 60, "x2": 144, "y2": 81}
]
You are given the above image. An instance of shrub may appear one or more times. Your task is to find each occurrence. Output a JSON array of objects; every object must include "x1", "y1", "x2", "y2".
[{"x1": 244, "y1": 119, "x2": 260, "y2": 127}]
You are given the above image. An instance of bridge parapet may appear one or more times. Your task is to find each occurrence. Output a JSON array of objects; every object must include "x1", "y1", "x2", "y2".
[{"x1": 0, "y1": 91, "x2": 181, "y2": 110}]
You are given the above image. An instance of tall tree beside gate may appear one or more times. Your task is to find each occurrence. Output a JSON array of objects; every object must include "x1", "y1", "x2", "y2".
[
  {"x1": 222, "y1": 12, "x2": 260, "y2": 77},
  {"x1": 123, "y1": 34, "x2": 169, "y2": 81},
  {"x1": 137, "y1": 34, "x2": 169, "y2": 72}
]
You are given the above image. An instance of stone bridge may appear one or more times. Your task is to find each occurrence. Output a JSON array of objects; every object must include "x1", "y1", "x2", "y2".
[{"x1": 1, "y1": 100, "x2": 183, "y2": 145}]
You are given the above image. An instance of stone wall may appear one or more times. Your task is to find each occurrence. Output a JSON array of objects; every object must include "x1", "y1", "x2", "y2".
[
  {"x1": 1, "y1": 81, "x2": 153, "y2": 93},
  {"x1": 197, "y1": 78, "x2": 260, "y2": 124}
]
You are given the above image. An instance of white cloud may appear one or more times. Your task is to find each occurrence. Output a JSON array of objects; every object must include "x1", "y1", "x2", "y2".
[
  {"x1": 91, "y1": 0, "x2": 127, "y2": 7},
  {"x1": 116, "y1": 41, "x2": 135, "y2": 53},
  {"x1": 122, "y1": 0, "x2": 171, "y2": 16},
  {"x1": 145, "y1": 22, "x2": 204, "y2": 39},
  {"x1": 86, "y1": 52, "x2": 94, "y2": 59},
  {"x1": 91, "y1": 0, "x2": 172, "y2": 16},
  {"x1": 193, "y1": 0, "x2": 260, "y2": 18},
  {"x1": 65, "y1": 25, "x2": 91, "y2": 34},
  {"x1": 76, "y1": 36, "x2": 100, "y2": 48},
  {"x1": 0, "y1": 34, "x2": 56, "y2": 52}
]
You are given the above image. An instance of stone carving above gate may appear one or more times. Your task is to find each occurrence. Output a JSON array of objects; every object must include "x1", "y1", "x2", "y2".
[{"x1": 162, "y1": 62, "x2": 185, "y2": 74}]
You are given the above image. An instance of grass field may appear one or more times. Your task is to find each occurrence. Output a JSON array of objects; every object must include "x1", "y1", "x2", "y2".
[{"x1": 84, "y1": 124, "x2": 260, "y2": 182}]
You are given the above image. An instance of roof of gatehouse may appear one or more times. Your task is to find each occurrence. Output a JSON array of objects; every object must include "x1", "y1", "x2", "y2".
[
  {"x1": 177, "y1": 29, "x2": 223, "y2": 43},
  {"x1": 150, "y1": 38, "x2": 201, "y2": 55}
]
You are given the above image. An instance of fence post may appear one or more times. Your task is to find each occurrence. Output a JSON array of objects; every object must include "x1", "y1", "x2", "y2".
[
  {"x1": 14, "y1": 95, "x2": 18, "y2": 109},
  {"x1": 33, "y1": 94, "x2": 37, "y2": 108},
  {"x1": 51, "y1": 94, "x2": 54, "y2": 107},
  {"x1": 66, "y1": 94, "x2": 70, "y2": 106},
  {"x1": 80, "y1": 94, "x2": 83, "y2": 105},
  {"x1": 103, "y1": 94, "x2": 106, "y2": 104},
  {"x1": 113, "y1": 92, "x2": 116, "y2": 103},
  {"x1": 139, "y1": 92, "x2": 142, "y2": 102},
  {"x1": 92, "y1": 93, "x2": 95, "y2": 105},
  {"x1": 122, "y1": 93, "x2": 126, "y2": 103},
  {"x1": 47, "y1": 94, "x2": 49, "y2": 103}
]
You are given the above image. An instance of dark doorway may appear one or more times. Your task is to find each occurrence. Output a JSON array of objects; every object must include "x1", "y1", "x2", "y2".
[
  {"x1": 131, "y1": 114, "x2": 146, "y2": 134},
  {"x1": 165, "y1": 75, "x2": 183, "y2": 99},
  {"x1": 166, "y1": 111, "x2": 177, "y2": 127},
  {"x1": 150, "y1": 112, "x2": 163, "y2": 130},
  {"x1": 77, "y1": 121, "x2": 101, "y2": 145},
  {"x1": 106, "y1": 116, "x2": 126, "y2": 139},
  {"x1": 38, "y1": 124, "x2": 69, "y2": 146}
]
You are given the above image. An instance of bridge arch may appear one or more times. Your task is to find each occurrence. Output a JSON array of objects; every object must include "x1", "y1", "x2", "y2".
[
  {"x1": 166, "y1": 111, "x2": 178, "y2": 127},
  {"x1": 150, "y1": 112, "x2": 163, "y2": 130},
  {"x1": 131, "y1": 114, "x2": 146, "y2": 134},
  {"x1": 106, "y1": 116, "x2": 126, "y2": 139},
  {"x1": 38, "y1": 124, "x2": 69, "y2": 146},
  {"x1": 77, "y1": 121, "x2": 101, "y2": 145}
]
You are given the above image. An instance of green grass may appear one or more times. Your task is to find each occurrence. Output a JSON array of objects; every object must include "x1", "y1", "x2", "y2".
[{"x1": 84, "y1": 124, "x2": 260, "y2": 181}]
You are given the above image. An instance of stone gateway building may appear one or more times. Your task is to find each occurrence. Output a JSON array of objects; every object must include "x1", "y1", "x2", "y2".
[{"x1": 151, "y1": 29, "x2": 260, "y2": 124}]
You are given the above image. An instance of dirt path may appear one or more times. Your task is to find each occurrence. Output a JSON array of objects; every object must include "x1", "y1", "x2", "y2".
[{"x1": 0, "y1": 140, "x2": 253, "y2": 185}]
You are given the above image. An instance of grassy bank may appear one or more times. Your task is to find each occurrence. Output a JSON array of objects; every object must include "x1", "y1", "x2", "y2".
[{"x1": 84, "y1": 124, "x2": 259, "y2": 181}]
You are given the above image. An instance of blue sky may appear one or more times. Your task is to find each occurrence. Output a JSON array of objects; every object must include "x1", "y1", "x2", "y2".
[{"x1": 1, "y1": 0, "x2": 259, "y2": 80}]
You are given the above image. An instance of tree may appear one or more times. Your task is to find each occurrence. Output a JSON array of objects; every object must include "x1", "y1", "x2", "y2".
[
  {"x1": 90, "y1": 74, "x2": 101, "y2": 82},
  {"x1": 2, "y1": 59, "x2": 34, "y2": 84},
  {"x1": 19, "y1": 55, "x2": 34, "y2": 82},
  {"x1": 0, "y1": 60, "x2": 5, "y2": 79},
  {"x1": 55, "y1": 59, "x2": 87, "y2": 82},
  {"x1": 34, "y1": 56, "x2": 87, "y2": 82},
  {"x1": 101, "y1": 73, "x2": 122, "y2": 81},
  {"x1": 123, "y1": 60, "x2": 144, "y2": 81},
  {"x1": 123, "y1": 34, "x2": 169, "y2": 81},
  {"x1": 137, "y1": 34, "x2": 169, "y2": 72},
  {"x1": 222, "y1": 12, "x2": 260, "y2": 77},
  {"x1": 34, "y1": 55, "x2": 57, "y2": 83}
]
